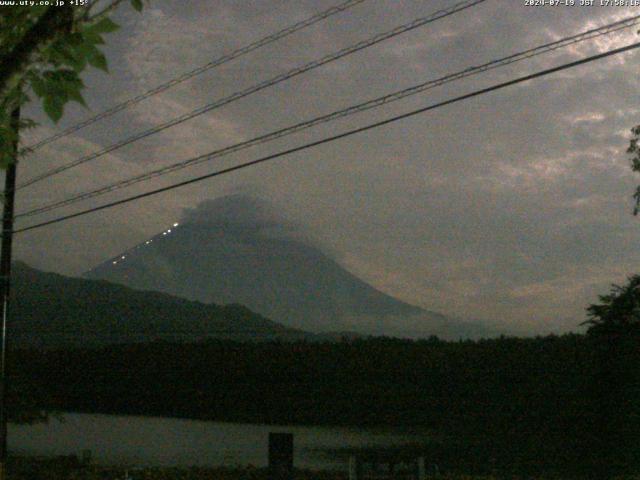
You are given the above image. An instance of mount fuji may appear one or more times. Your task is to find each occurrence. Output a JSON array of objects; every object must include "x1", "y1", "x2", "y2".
[{"x1": 85, "y1": 195, "x2": 490, "y2": 339}]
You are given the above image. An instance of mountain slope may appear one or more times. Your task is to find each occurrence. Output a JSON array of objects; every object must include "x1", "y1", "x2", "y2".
[
  {"x1": 85, "y1": 195, "x2": 490, "y2": 339},
  {"x1": 10, "y1": 262, "x2": 308, "y2": 347}
]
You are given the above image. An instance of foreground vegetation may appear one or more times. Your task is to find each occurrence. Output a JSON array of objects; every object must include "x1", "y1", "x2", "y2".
[
  {"x1": 9, "y1": 277, "x2": 640, "y2": 478},
  {"x1": 11, "y1": 330, "x2": 639, "y2": 478}
]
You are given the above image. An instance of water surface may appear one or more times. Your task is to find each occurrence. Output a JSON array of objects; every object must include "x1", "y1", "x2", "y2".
[{"x1": 10, "y1": 413, "x2": 425, "y2": 470}]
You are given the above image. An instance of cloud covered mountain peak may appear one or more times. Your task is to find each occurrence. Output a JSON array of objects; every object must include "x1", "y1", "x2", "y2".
[{"x1": 86, "y1": 195, "x2": 490, "y2": 339}]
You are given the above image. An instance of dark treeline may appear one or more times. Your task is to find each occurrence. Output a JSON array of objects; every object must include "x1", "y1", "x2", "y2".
[{"x1": 12, "y1": 332, "x2": 640, "y2": 477}]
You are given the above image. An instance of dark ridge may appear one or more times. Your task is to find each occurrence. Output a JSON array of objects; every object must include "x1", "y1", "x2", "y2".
[{"x1": 10, "y1": 261, "x2": 311, "y2": 348}]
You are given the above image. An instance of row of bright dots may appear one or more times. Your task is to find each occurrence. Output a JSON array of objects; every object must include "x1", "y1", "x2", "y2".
[{"x1": 112, "y1": 223, "x2": 180, "y2": 265}]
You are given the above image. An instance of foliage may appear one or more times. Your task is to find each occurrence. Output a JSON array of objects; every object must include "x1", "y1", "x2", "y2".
[
  {"x1": 13, "y1": 329, "x2": 639, "y2": 477},
  {"x1": 0, "y1": 1, "x2": 146, "y2": 168},
  {"x1": 581, "y1": 276, "x2": 640, "y2": 478},
  {"x1": 628, "y1": 125, "x2": 640, "y2": 215},
  {"x1": 14, "y1": 334, "x2": 595, "y2": 477},
  {"x1": 583, "y1": 274, "x2": 640, "y2": 334}
]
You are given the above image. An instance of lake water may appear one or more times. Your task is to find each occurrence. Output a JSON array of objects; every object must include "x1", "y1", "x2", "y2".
[{"x1": 9, "y1": 413, "x2": 425, "y2": 470}]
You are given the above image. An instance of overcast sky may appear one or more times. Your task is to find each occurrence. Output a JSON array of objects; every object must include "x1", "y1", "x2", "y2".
[{"x1": 10, "y1": 0, "x2": 640, "y2": 335}]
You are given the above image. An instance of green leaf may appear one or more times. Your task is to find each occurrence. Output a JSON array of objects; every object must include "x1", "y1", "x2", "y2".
[
  {"x1": 55, "y1": 69, "x2": 83, "y2": 85},
  {"x1": 87, "y1": 17, "x2": 119, "y2": 34},
  {"x1": 75, "y1": 43, "x2": 109, "y2": 73},
  {"x1": 131, "y1": 0, "x2": 143, "y2": 12},
  {"x1": 43, "y1": 95, "x2": 65, "y2": 123},
  {"x1": 65, "y1": 32, "x2": 84, "y2": 47},
  {"x1": 76, "y1": 42, "x2": 101, "y2": 61},
  {"x1": 39, "y1": 70, "x2": 87, "y2": 108},
  {"x1": 57, "y1": 43, "x2": 87, "y2": 72},
  {"x1": 67, "y1": 88, "x2": 87, "y2": 108},
  {"x1": 29, "y1": 75, "x2": 47, "y2": 98},
  {"x1": 41, "y1": 70, "x2": 81, "y2": 101},
  {"x1": 53, "y1": 46, "x2": 81, "y2": 70},
  {"x1": 82, "y1": 30, "x2": 105, "y2": 46},
  {"x1": 87, "y1": 50, "x2": 108, "y2": 72}
]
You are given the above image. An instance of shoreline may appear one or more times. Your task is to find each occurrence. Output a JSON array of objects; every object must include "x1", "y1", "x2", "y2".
[{"x1": 7, "y1": 455, "x2": 350, "y2": 480}]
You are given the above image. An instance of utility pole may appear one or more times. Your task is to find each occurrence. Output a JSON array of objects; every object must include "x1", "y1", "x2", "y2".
[{"x1": 0, "y1": 105, "x2": 20, "y2": 480}]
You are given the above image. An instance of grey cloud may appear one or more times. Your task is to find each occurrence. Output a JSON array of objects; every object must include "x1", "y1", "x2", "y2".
[{"x1": 14, "y1": 0, "x2": 640, "y2": 335}]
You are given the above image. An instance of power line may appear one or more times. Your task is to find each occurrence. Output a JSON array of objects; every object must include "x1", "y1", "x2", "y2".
[
  {"x1": 15, "y1": 13, "x2": 640, "y2": 219},
  {"x1": 22, "y1": 0, "x2": 369, "y2": 153},
  {"x1": 17, "y1": 0, "x2": 487, "y2": 190},
  {"x1": 14, "y1": 40, "x2": 640, "y2": 235}
]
